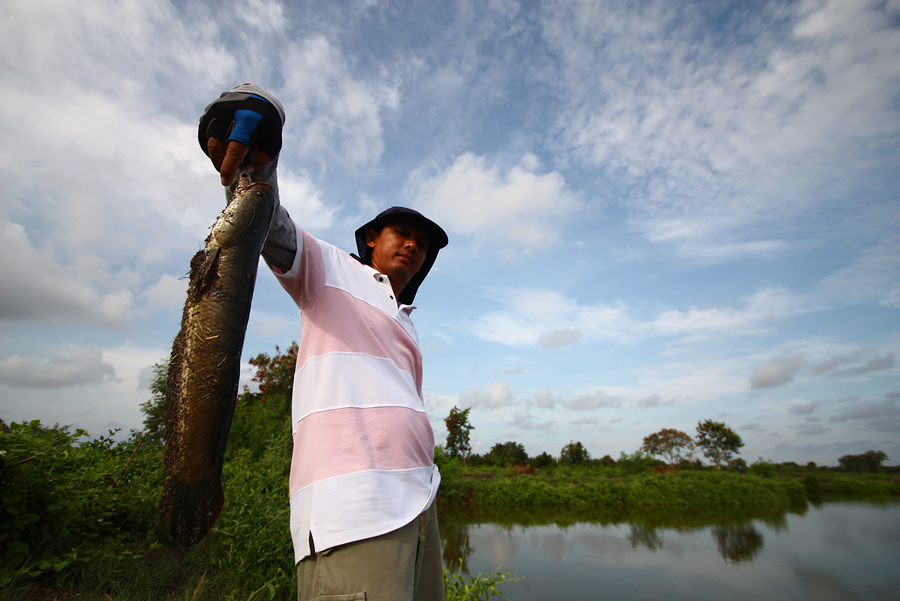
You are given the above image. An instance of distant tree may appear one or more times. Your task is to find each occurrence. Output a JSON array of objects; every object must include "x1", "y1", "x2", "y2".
[
  {"x1": 839, "y1": 450, "x2": 888, "y2": 473},
  {"x1": 228, "y1": 343, "x2": 298, "y2": 458},
  {"x1": 598, "y1": 454, "x2": 617, "y2": 468},
  {"x1": 533, "y1": 452, "x2": 556, "y2": 469},
  {"x1": 559, "y1": 441, "x2": 591, "y2": 466},
  {"x1": 641, "y1": 428, "x2": 694, "y2": 466},
  {"x1": 488, "y1": 441, "x2": 528, "y2": 467},
  {"x1": 137, "y1": 361, "x2": 168, "y2": 445},
  {"x1": 444, "y1": 406, "x2": 474, "y2": 461},
  {"x1": 244, "y1": 342, "x2": 299, "y2": 402},
  {"x1": 695, "y1": 420, "x2": 744, "y2": 468}
]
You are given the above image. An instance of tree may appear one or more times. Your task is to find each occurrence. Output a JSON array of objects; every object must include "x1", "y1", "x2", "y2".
[
  {"x1": 444, "y1": 406, "x2": 473, "y2": 461},
  {"x1": 533, "y1": 452, "x2": 556, "y2": 469},
  {"x1": 227, "y1": 343, "x2": 298, "y2": 458},
  {"x1": 244, "y1": 342, "x2": 299, "y2": 402},
  {"x1": 839, "y1": 450, "x2": 888, "y2": 473},
  {"x1": 137, "y1": 361, "x2": 168, "y2": 445},
  {"x1": 641, "y1": 428, "x2": 694, "y2": 466},
  {"x1": 488, "y1": 441, "x2": 528, "y2": 466},
  {"x1": 559, "y1": 441, "x2": 591, "y2": 466},
  {"x1": 695, "y1": 419, "x2": 743, "y2": 468}
]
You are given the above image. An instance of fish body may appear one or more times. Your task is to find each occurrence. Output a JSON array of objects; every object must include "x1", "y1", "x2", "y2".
[{"x1": 159, "y1": 176, "x2": 276, "y2": 547}]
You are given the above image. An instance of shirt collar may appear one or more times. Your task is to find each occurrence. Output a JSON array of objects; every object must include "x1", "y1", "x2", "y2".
[{"x1": 367, "y1": 267, "x2": 416, "y2": 312}]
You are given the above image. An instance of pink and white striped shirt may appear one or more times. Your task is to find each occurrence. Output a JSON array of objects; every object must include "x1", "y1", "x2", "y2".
[{"x1": 270, "y1": 223, "x2": 440, "y2": 564}]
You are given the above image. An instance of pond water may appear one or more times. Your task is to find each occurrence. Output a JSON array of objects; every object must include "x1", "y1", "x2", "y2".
[{"x1": 439, "y1": 500, "x2": 900, "y2": 601}]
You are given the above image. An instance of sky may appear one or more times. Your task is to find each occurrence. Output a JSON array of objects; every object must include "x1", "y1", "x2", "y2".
[{"x1": 1, "y1": 0, "x2": 898, "y2": 467}]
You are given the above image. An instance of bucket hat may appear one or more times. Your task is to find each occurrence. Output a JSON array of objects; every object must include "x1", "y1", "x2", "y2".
[{"x1": 353, "y1": 207, "x2": 448, "y2": 305}]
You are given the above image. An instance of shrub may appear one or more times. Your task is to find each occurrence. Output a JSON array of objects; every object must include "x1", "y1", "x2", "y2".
[
  {"x1": 617, "y1": 451, "x2": 657, "y2": 475},
  {"x1": 0, "y1": 421, "x2": 163, "y2": 588},
  {"x1": 750, "y1": 458, "x2": 776, "y2": 478}
]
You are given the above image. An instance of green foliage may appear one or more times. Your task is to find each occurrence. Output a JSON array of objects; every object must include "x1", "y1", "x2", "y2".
[
  {"x1": 245, "y1": 342, "x2": 299, "y2": 403},
  {"x1": 138, "y1": 361, "x2": 169, "y2": 445},
  {"x1": 617, "y1": 450, "x2": 658, "y2": 475},
  {"x1": 434, "y1": 445, "x2": 467, "y2": 479},
  {"x1": 838, "y1": 450, "x2": 888, "y2": 473},
  {"x1": 444, "y1": 552, "x2": 521, "y2": 601},
  {"x1": 559, "y1": 441, "x2": 591, "y2": 466},
  {"x1": 641, "y1": 428, "x2": 694, "y2": 466},
  {"x1": 695, "y1": 419, "x2": 744, "y2": 468},
  {"x1": 598, "y1": 454, "x2": 617, "y2": 468},
  {"x1": 199, "y1": 427, "x2": 295, "y2": 598},
  {"x1": 532, "y1": 452, "x2": 556, "y2": 469},
  {"x1": 487, "y1": 441, "x2": 528, "y2": 467},
  {"x1": 801, "y1": 473, "x2": 822, "y2": 499},
  {"x1": 817, "y1": 473, "x2": 899, "y2": 496},
  {"x1": 0, "y1": 421, "x2": 163, "y2": 588},
  {"x1": 438, "y1": 468, "x2": 812, "y2": 509},
  {"x1": 750, "y1": 458, "x2": 776, "y2": 478},
  {"x1": 445, "y1": 406, "x2": 474, "y2": 460},
  {"x1": 226, "y1": 344, "x2": 297, "y2": 460}
]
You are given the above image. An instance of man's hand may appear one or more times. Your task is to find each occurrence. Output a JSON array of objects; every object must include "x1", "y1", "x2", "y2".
[
  {"x1": 199, "y1": 86, "x2": 285, "y2": 186},
  {"x1": 207, "y1": 137, "x2": 272, "y2": 187}
]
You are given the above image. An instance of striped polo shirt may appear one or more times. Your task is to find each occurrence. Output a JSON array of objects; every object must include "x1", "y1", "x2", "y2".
[{"x1": 270, "y1": 223, "x2": 440, "y2": 564}]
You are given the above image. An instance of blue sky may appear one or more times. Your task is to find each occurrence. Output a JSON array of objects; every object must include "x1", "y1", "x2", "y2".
[{"x1": 1, "y1": 0, "x2": 898, "y2": 466}]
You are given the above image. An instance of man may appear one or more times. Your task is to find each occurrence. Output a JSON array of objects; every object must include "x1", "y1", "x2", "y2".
[{"x1": 200, "y1": 84, "x2": 447, "y2": 601}]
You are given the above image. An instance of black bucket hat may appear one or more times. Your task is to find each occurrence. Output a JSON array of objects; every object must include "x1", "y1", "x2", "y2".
[{"x1": 353, "y1": 206, "x2": 449, "y2": 305}]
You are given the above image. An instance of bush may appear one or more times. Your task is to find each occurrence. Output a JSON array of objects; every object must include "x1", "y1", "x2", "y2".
[
  {"x1": 435, "y1": 445, "x2": 467, "y2": 478},
  {"x1": 617, "y1": 451, "x2": 658, "y2": 475},
  {"x1": 0, "y1": 421, "x2": 163, "y2": 588},
  {"x1": 750, "y1": 458, "x2": 776, "y2": 478}
]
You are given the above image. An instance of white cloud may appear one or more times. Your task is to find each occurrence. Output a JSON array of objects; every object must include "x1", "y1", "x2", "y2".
[
  {"x1": 831, "y1": 354, "x2": 896, "y2": 378},
  {"x1": 541, "y1": 0, "x2": 900, "y2": 257},
  {"x1": 789, "y1": 402, "x2": 824, "y2": 415},
  {"x1": 279, "y1": 35, "x2": 395, "y2": 166},
  {"x1": 470, "y1": 288, "x2": 635, "y2": 347},
  {"x1": 829, "y1": 394, "x2": 900, "y2": 433},
  {"x1": 0, "y1": 212, "x2": 134, "y2": 328},
  {"x1": 277, "y1": 170, "x2": 336, "y2": 231},
  {"x1": 412, "y1": 153, "x2": 579, "y2": 258},
  {"x1": 564, "y1": 391, "x2": 619, "y2": 411},
  {"x1": 751, "y1": 354, "x2": 805, "y2": 389},
  {"x1": 142, "y1": 274, "x2": 188, "y2": 315},
  {"x1": 471, "y1": 286, "x2": 800, "y2": 349},
  {"x1": 652, "y1": 289, "x2": 798, "y2": 337},
  {"x1": 814, "y1": 230, "x2": 900, "y2": 309},
  {"x1": 0, "y1": 347, "x2": 116, "y2": 389},
  {"x1": 459, "y1": 381, "x2": 516, "y2": 411}
]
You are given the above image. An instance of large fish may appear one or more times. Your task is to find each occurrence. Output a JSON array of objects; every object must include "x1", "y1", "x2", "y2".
[{"x1": 159, "y1": 175, "x2": 276, "y2": 547}]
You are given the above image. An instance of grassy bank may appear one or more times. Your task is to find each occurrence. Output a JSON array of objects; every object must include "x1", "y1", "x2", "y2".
[{"x1": 435, "y1": 459, "x2": 900, "y2": 510}]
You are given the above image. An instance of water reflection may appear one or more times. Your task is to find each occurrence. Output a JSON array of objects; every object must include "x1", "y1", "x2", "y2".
[
  {"x1": 438, "y1": 501, "x2": 900, "y2": 601},
  {"x1": 440, "y1": 500, "x2": 803, "y2": 568},
  {"x1": 710, "y1": 524, "x2": 764, "y2": 563}
]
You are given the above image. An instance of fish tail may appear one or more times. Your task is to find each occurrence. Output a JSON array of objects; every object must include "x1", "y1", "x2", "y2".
[{"x1": 159, "y1": 472, "x2": 224, "y2": 547}]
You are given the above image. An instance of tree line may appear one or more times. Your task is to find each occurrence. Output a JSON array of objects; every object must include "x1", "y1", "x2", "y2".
[{"x1": 443, "y1": 405, "x2": 890, "y2": 473}]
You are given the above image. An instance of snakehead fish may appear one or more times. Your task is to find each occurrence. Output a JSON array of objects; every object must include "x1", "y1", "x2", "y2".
[{"x1": 160, "y1": 175, "x2": 276, "y2": 547}]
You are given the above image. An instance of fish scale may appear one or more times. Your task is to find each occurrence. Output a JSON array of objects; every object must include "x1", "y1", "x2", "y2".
[{"x1": 159, "y1": 175, "x2": 276, "y2": 547}]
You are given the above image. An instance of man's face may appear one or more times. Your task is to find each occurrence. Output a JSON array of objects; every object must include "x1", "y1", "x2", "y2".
[{"x1": 366, "y1": 216, "x2": 430, "y2": 295}]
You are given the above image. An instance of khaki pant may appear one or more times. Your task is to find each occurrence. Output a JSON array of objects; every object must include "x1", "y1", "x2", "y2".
[{"x1": 297, "y1": 502, "x2": 444, "y2": 601}]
